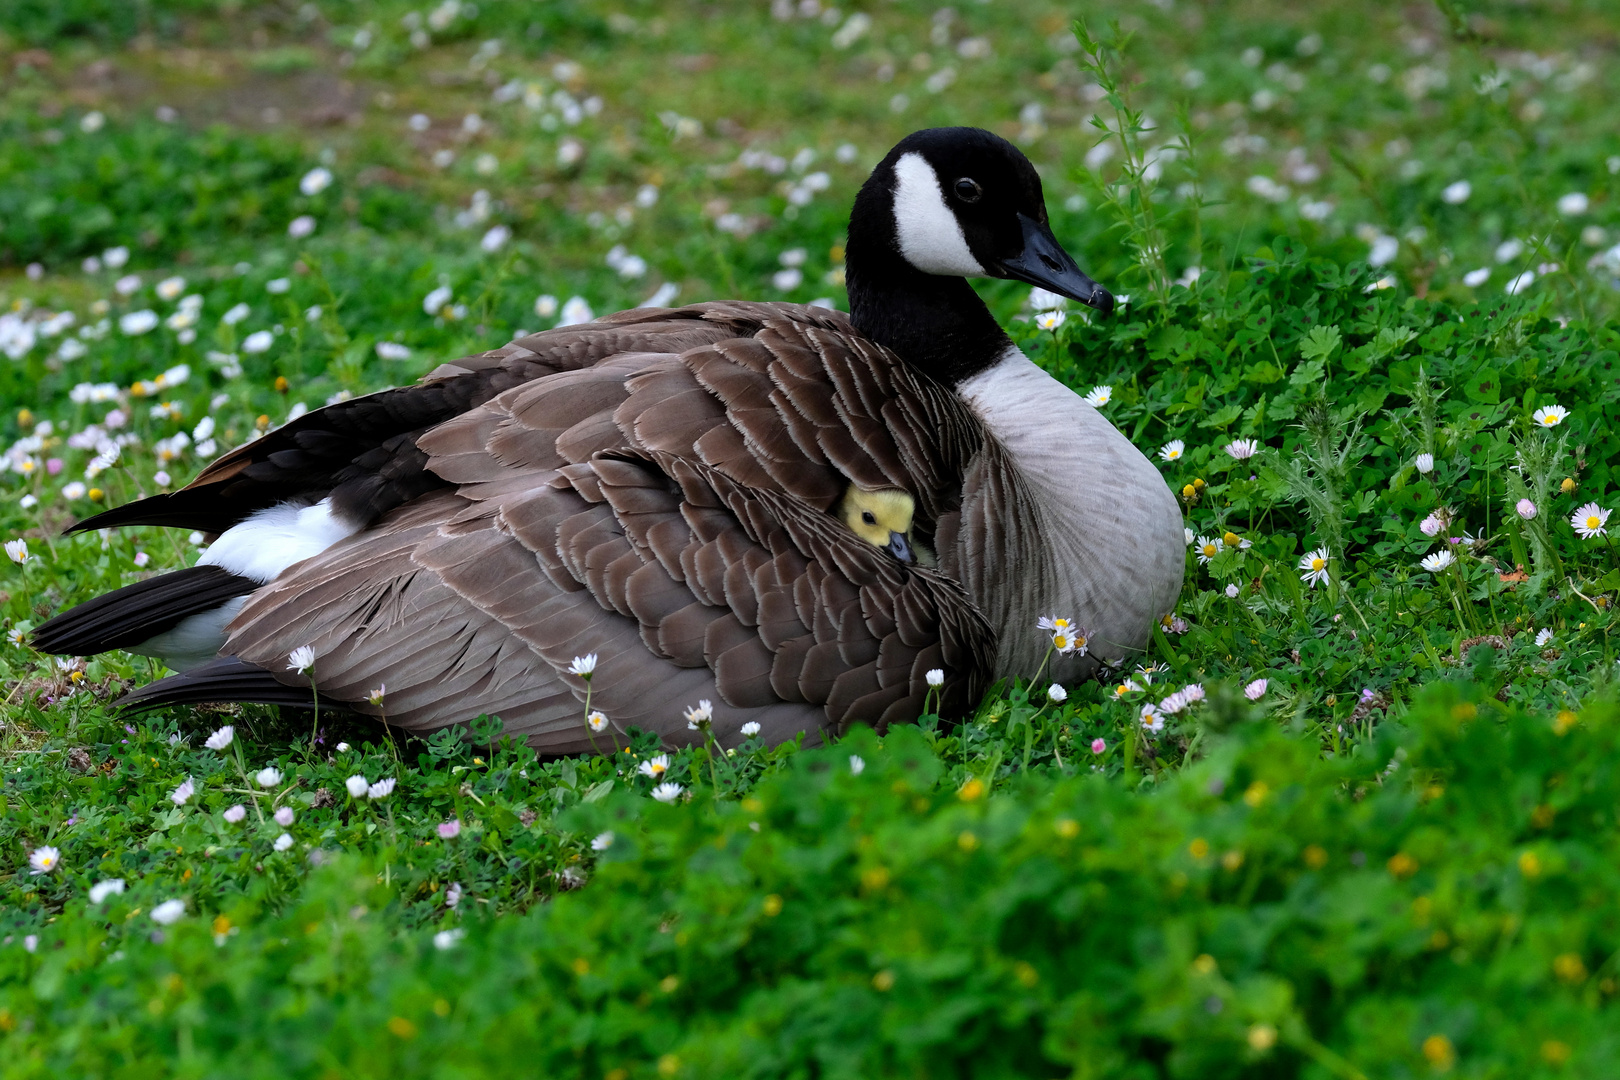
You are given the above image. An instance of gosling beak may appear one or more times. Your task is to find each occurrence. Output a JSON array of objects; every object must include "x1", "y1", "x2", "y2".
[
  {"x1": 885, "y1": 531, "x2": 914, "y2": 564},
  {"x1": 992, "y1": 212, "x2": 1114, "y2": 317}
]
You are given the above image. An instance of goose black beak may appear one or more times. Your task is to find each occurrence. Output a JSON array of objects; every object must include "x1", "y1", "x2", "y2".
[
  {"x1": 993, "y1": 213, "x2": 1115, "y2": 318},
  {"x1": 886, "y1": 531, "x2": 915, "y2": 564}
]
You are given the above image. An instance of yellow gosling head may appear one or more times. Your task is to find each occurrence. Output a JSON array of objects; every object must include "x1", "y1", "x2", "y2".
[{"x1": 838, "y1": 486, "x2": 920, "y2": 563}]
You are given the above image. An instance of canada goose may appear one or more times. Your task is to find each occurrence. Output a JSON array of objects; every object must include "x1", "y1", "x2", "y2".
[
  {"x1": 35, "y1": 127, "x2": 1184, "y2": 752},
  {"x1": 837, "y1": 486, "x2": 935, "y2": 568}
]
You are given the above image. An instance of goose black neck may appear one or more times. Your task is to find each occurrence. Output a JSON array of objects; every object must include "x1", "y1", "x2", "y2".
[{"x1": 844, "y1": 210, "x2": 1011, "y2": 388}]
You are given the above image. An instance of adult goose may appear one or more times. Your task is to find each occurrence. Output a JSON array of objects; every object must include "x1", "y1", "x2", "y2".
[{"x1": 35, "y1": 127, "x2": 1184, "y2": 753}]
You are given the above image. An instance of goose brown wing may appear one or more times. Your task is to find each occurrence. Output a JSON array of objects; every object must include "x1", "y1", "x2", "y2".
[
  {"x1": 203, "y1": 302, "x2": 995, "y2": 750},
  {"x1": 218, "y1": 453, "x2": 992, "y2": 752}
]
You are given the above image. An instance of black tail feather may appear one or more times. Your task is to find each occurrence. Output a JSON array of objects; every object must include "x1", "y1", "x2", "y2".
[
  {"x1": 116, "y1": 655, "x2": 361, "y2": 714},
  {"x1": 32, "y1": 565, "x2": 259, "y2": 656},
  {"x1": 66, "y1": 492, "x2": 240, "y2": 535}
]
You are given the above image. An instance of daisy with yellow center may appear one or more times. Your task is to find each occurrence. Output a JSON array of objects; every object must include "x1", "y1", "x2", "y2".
[
  {"x1": 1159, "y1": 440, "x2": 1185, "y2": 463},
  {"x1": 1570, "y1": 502, "x2": 1610, "y2": 539},
  {"x1": 1297, "y1": 547, "x2": 1331, "y2": 588},
  {"x1": 1113, "y1": 679, "x2": 1142, "y2": 698},
  {"x1": 1419, "y1": 549, "x2": 1455, "y2": 573},
  {"x1": 1532, "y1": 404, "x2": 1567, "y2": 428},
  {"x1": 1195, "y1": 536, "x2": 1224, "y2": 564},
  {"x1": 1139, "y1": 702, "x2": 1165, "y2": 734},
  {"x1": 1132, "y1": 662, "x2": 1168, "y2": 687},
  {"x1": 29, "y1": 846, "x2": 60, "y2": 875}
]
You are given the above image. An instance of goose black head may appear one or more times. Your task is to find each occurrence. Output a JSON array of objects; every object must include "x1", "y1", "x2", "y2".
[{"x1": 845, "y1": 127, "x2": 1112, "y2": 383}]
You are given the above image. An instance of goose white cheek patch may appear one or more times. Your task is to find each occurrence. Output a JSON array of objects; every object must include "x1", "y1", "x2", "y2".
[{"x1": 892, "y1": 152, "x2": 986, "y2": 277}]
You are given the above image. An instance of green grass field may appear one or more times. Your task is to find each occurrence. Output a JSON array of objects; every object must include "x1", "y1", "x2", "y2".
[{"x1": 3, "y1": 1, "x2": 1620, "y2": 1075}]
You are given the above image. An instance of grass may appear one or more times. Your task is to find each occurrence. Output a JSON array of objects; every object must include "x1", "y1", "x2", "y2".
[{"x1": 1, "y1": 0, "x2": 1619, "y2": 1074}]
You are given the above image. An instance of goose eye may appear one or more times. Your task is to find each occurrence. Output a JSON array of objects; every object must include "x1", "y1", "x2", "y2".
[
  {"x1": 861, "y1": 511, "x2": 877, "y2": 525},
  {"x1": 954, "y1": 178, "x2": 982, "y2": 203}
]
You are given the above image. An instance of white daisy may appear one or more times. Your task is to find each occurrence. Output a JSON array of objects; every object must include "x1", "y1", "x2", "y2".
[
  {"x1": 300, "y1": 167, "x2": 333, "y2": 196},
  {"x1": 89, "y1": 879, "x2": 125, "y2": 904},
  {"x1": 1050, "y1": 626, "x2": 1088, "y2": 656},
  {"x1": 1224, "y1": 438, "x2": 1259, "y2": 461},
  {"x1": 1297, "y1": 547, "x2": 1331, "y2": 588},
  {"x1": 1159, "y1": 440, "x2": 1185, "y2": 463},
  {"x1": 1420, "y1": 550, "x2": 1455, "y2": 573},
  {"x1": 587, "y1": 710, "x2": 609, "y2": 732},
  {"x1": 567, "y1": 654, "x2": 597, "y2": 678},
  {"x1": 150, "y1": 899, "x2": 186, "y2": 925},
  {"x1": 638, "y1": 754, "x2": 670, "y2": 779},
  {"x1": 1535, "y1": 628, "x2": 1554, "y2": 647},
  {"x1": 651, "y1": 782, "x2": 684, "y2": 803},
  {"x1": 1082, "y1": 385, "x2": 1112, "y2": 408},
  {"x1": 1194, "y1": 536, "x2": 1224, "y2": 565},
  {"x1": 1571, "y1": 502, "x2": 1610, "y2": 539},
  {"x1": 28, "y1": 846, "x2": 60, "y2": 875},
  {"x1": 1533, "y1": 405, "x2": 1568, "y2": 428},
  {"x1": 683, "y1": 700, "x2": 713, "y2": 729},
  {"x1": 1139, "y1": 703, "x2": 1165, "y2": 734}
]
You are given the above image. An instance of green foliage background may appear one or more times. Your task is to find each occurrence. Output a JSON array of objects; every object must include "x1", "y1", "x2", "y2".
[{"x1": 7, "y1": 691, "x2": 1620, "y2": 1077}]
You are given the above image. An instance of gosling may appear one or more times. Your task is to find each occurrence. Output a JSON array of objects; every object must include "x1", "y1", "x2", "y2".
[{"x1": 836, "y1": 486, "x2": 937, "y2": 567}]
